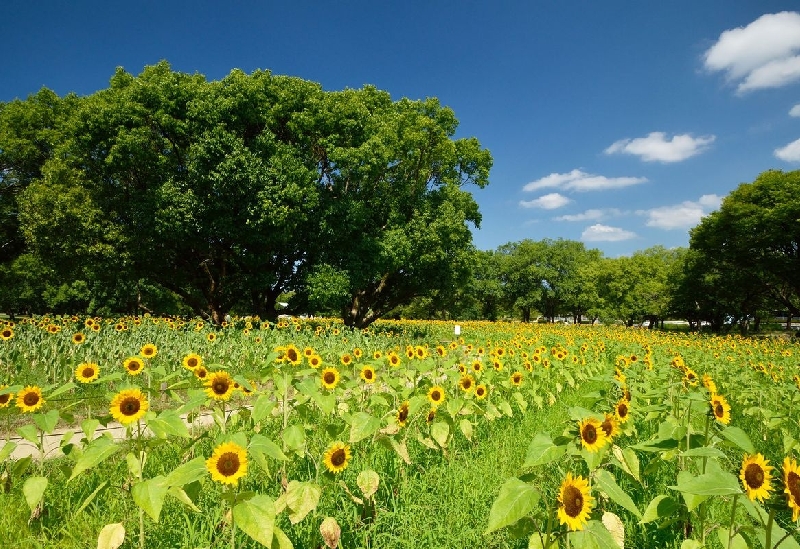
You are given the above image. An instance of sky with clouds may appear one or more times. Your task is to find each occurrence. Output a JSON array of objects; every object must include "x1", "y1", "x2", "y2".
[{"x1": 2, "y1": 1, "x2": 800, "y2": 257}]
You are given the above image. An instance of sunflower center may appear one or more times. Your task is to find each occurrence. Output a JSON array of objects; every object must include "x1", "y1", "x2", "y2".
[
  {"x1": 462, "y1": 379, "x2": 472, "y2": 389},
  {"x1": 213, "y1": 380, "x2": 230, "y2": 395},
  {"x1": 431, "y1": 390, "x2": 441, "y2": 401},
  {"x1": 324, "y1": 372, "x2": 336, "y2": 384},
  {"x1": 82, "y1": 367, "x2": 95, "y2": 378},
  {"x1": 582, "y1": 424, "x2": 598, "y2": 444},
  {"x1": 617, "y1": 403, "x2": 628, "y2": 418},
  {"x1": 129, "y1": 361, "x2": 142, "y2": 371},
  {"x1": 217, "y1": 452, "x2": 240, "y2": 476},
  {"x1": 197, "y1": 369, "x2": 207, "y2": 378},
  {"x1": 120, "y1": 397, "x2": 140, "y2": 416},
  {"x1": 2, "y1": 330, "x2": 10, "y2": 338},
  {"x1": 787, "y1": 471, "x2": 800, "y2": 503},
  {"x1": 0, "y1": 394, "x2": 10, "y2": 404},
  {"x1": 187, "y1": 357, "x2": 198, "y2": 368},
  {"x1": 744, "y1": 463, "x2": 764, "y2": 489},
  {"x1": 563, "y1": 485, "x2": 584, "y2": 518},
  {"x1": 477, "y1": 388, "x2": 485, "y2": 396},
  {"x1": 398, "y1": 407, "x2": 409, "y2": 422},
  {"x1": 601, "y1": 419, "x2": 613, "y2": 437},
  {"x1": 364, "y1": 370, "x2": 373, "y2": 380},
  {"x1": 23, "y1": 392, "x2": 40, "y2": 406},
  {"x1": 287, "y1": 349, "x2": 298, "y2": 362},
  {"x1": 330, "y1": 448, "x2": 346, "y2": 467},
  {"x1": 714, "y1": 403, "x2": 724, "y2": 417}
]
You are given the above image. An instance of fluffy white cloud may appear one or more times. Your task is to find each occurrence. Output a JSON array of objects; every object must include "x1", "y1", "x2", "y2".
[
  {"x1": 775, "y1": 137, "x2": 800, "y2": 162},
  {"x1": 791, "y1": 104, "x2": 800, "y2": 117},
  {"x1": 523, "y1": 169, "x2": 647, "y2": 192},
  {"x1": 704, "y1": 11, "x2": 800, "y2": 92},
  {"x1": 554, "y1": 208, "x2": 622, "y2": 222},
  {"x1": 639, "y1": 194, "x2": 722, "y2": 230},
  {"x1": 581, "y1": 224, "x2": 637, "y2": 242},
  {"x1": 605, "y1": 132, "x2": 715, "y2": 162},
  {"x1": 519, "y1": 192, "x2": 571, "y2": 209}
]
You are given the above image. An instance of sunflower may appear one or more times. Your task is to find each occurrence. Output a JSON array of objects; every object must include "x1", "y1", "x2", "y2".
[
  {"x1": 740, "y1": 453, "x2": 773, "y2": 502},
  {"x1": 140, "y1": 343, "x2": 158, "y2": 359},
  {"x1": 710, "y1": 393, "x2": 731, "y2": 425},
  {"x1": 510, "y1": 372, "x2": 523, "y2": 387},
  {"x1": 614, "y1": 399, "x2": 630, "y2": 423},
  {"x1": 109, "y1": 388, "x2": 149, "y2": 425},
  {"x1": 435, "y1": 345, "x2": 446, "y2": 357},
  {"x1": 427, "y1": 386, "x2": 445, "y2": 407},
  {"x1": 426, "y1": 409, "x2": 436, "y2": 423},
  {"x1": 323, "y1": 441, "x2": 351, "y2": 474},
  {"x1": 16, "y1": 386, "x2": 45, "y2": 413},
  {"x1": 206, "y1": 441, "x2": 248, "y2": 485},
  {"x1": 124, "y1": 357, "x2": 145, "y2": 376},
  {"x1": 600, "y1": 413, "x2": 620, "y2": 440},
  {"x1": 783, "y1": 456, "x2": 800, "y2": 521},
  {"x1": 353, "y1": 347, "x2": 364, "y2": 359},
  {"x1": 303, "y1": 347, "x2": 315, "y2": 358},
  {"x1": 372, "y1": 350, "x2": 383, "y2": 360},
  {"x1": 471, "y1": 360, "x2": 484, "y2": 374},
  {"x1": 285, "y1": 345, "x2": 302, "y2": 365},
  {"x1": 1, "y1": 327, "x2": 15, "y2": 340},
  {"x1": 387, "y1": 352, "x2": 401, "y2": 367},
  {"x1": 684, "y1": 369, "x2": 699, "y2": 387},
  {"x1": 75, "y1": 362, "x2": 100, "y2": 383},
  {"x1": 475, "y1": 384, "x2": 488, "y2": 400},
  {"x1": 557, "y1": 472, "x2": 594, "y2": 531},
  {"x1": 396, "y1": 401, "x2": 410, "y2": 427},
  {"x1": 205, "y1": 371, "x2": 235, "y2": 401},
  {"x1": 0, "y1": 386, "x2": 13, "y2": 408},
  {"x1": 340, "y1": 353, "x2": 353, "y2": 367},
  {"x1": 71, "y1": 332, "x2": 86, "y2": 344},
  {"x1": 458, "y1": 374, "x2": 475, "y2": 393},
  {"x1": 702, "y1": 374, "x2": 717, "y2": 394},
  {"x1": 578, "y1": 417, "x2": 608, "y2": 453},
  {"x1": 415, "y1": 346, "x2": 427, "y2": 360},
  {"x1": 492, "y1": 359, "x2": 503, "y2": 372},
  {"x1": 182, "y1": 353, "x2": 203, "y2": 371},
  {"x1": 206, "y1": 332, "x2": 217, "y2": 343},
  {"x1": 360, "y1": 365, "x2": 376, "y2": 384},
  {"x1": 321, "y1": 367, "x2": 340, "y2": 390},
  {"x1": 308, "y1": 354, "x2": 322, "y2": 368},
  {"x1": 194, "y1": 365, "x2": 209, "y2": 380}
]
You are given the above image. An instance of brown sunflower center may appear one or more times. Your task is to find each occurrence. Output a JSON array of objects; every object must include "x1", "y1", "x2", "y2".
[
  {"x1": 462, "y1": 378, "x2": 472, "y2": 389},
  {"x1": 714, "y1": 403, "x2": 724, "y2": 417},
  {"x1": 324, "y1": 372, "x2": 336, "y2": 384},
  {"x1": 143, "y1": 349, "x2": 154, "y2": 356},
  {"x1": 431, "y1": 390, "x2": 441, "y2": 401},
  {"x1": 287, "y1": 349, "x2": 298, "y2": 362},
  {"x1": 1, "y1": 330, "x2": 11, "y2": 338},
  {"x1": 582, "y1": 424, "x2": 598, "y2": 444},
  {"x1": 476, "y1": 387, "x2": 485, "y2": 396},
  {"x1": 82, "y1": 367, "x2": 96, "y2": 378},
  {"x1": 563, "y1": 485, "x2": 584, "y2": 518},
  {"x1": 0, "y1": 393, "x2": 10, "y2": 404},
  {"x1": 196, "y1": 369, "x2": 208, "y2": 378},
  {"x1": 217, "y1": 452, "x2": 240, "y2": 476},
  {"x1": 330, "y1": 448, "x2": 346, "y2": 467},
  {"x1": 617, "y1": 403, "x2": 628, "y2": 418},
  {"x1": 787, "y1": 471, "x2": 800, "y2": 503},
  {"x1": 187, "y1": 357, "x2": 198, "y2": 368},
  {"x1": 120, "y1": 397, "x2": 141, "y2": 416},
  {"x1": 601, "y1": 419, "x2": 614, "y2": 437},
  {"x1": 23, "y1": 392, "x2": 40, "y2": 406},
  {"x1": 744, "y1": 463, "x2": 764, "y2": 489},
  {"x1": 398, "y1": 406, "x2": 409, "y2": 422},
  {"x1": 212, "y1": 379, "x2": 230, "y2": 395},
  {"x1": 128, "y1": 361, "x2": 142, "y2": 371},
  {"x1": 513, "y1": 374, "x2": 522, "y2": 383},
  {"x1": 364, "y1": 369, "x2": 373, "y2": 380}
]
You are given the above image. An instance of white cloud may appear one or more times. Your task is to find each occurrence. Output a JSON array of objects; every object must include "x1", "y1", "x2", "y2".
[
  {"x1": 605, "y1": 132, "x2": 715, "y2": 163},
  {"x1": 638, "y1": 194, "x2": 722, "y2": 230},
  {"x1": 703, "y1": 11, "x2": 800, "y2": 92},
  {"x1": 519, "y1": 192, "x2": 571, "y2": 209},
  {"x1": 523, "y1": 169, "x2": 647, "y2": 192},
  {"x1": 581, "y1": 224, "x2": 637, "y2": 242},
  {"x1": 554, "y1": 208, "x2": 622, "y2": 222},
  {"x1": 775, "y1": 137, "x2": 800, "y2": 162},
  {"x1": 791, "y1": 104, "x2": 800, "y2": 117}
]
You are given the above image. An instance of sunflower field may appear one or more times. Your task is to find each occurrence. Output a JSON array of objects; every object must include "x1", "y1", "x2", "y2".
[{"x1": 0, "y1": 315, "x2": 799, "y2": 549}]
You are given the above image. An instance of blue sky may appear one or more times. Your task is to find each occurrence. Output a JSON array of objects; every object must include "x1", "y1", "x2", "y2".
[{"x1": 3, "y1": 1, "x2": 800, "y2": 257}]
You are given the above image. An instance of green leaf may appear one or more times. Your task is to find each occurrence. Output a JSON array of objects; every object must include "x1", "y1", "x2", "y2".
[
  {"x1": 431, "y1": 421, "x2": 450, "y2": 448},
  {"x1": 671, "y1": 467, "x2": 742, "y2": 496},
  {"x1": 12, "y1": 456, "x2": 32, "y2": 477},
  {"x1": 70, "y1": 435, "x2": 120, "y2": 481},
  {"x1": 97, "y1": 523, "x2": 125, "y2": 549},
  {"x1": 249, "y1": 434, "x2": 287, "y2": 473},
  {"x1": 148, "y1": 409, "x2": 190, "y2": 439},
  {"x1": 484, "y1": 477, "x2": 541, "y2": 535},
  {"x1": 233, "y1": 493, "x2": 275, "y2": 547},
  {"x1": 23, "y1": 476, "x2": 48, "y2": 511},
  {"x1": 48, "y1": 381, "x2": 76, "y2": 400},
  {"x1": 75, "y1": 480, "x2": 108, "y2": 515},
  {"x1": 640, "y1": 495, "x2": 680, "y2": 524},
  {"x1": 568, "y1": 519, "x2": 620, "y2": 549},
  {"x1": 282, "y1": 425, "x2": 306, "y2": 457},
  {"x1": 594, "y1": 469, "x2": 642, "y2": 519},
  {"x1": 611, "y1": 445, "x2": 640, "y2": 482},
  {"x1": 168, "y1": 486, "x2": 200, "y2": 512},
  {"x1": 716, "y1": 527, "x2": 748, "y2": 549},
  {"x1": 349, "y1": 412, "x2": 381, "y2": 444},
  {"x1": 524, "y1": 432, "x2": 566, "y2": 467},
  {"x1": 271, "y1": 525, "x2": 294, "y2": 549},
  {"x1": 0, "y1": 441, "x2": 17, "y2": 462},
  {"x1": 680, "y1": 540, "x2": 702, "y2": 549},
  {"x1": 459, "y1": 418, "x2": 473, "y2": 441},
  {"x1": 33, "y1": 409, "x2": 60, "y2": 434},
  {"x1": 719, "y1": 426, "x2": 755, "y2": 454},
  {"x1": 251, "y1": 394, "x2": 276, "y2": 423},
  {"x1": 498, "y1": 400, "x2": 513, "y2": 417},
  {"x1": 165, "y1": 457, "x2": 207, "y2": 488},
  {"x1": 285, "y1": 481, "x2": 321, "y2": 525},
  {"x1": 357, "y1": 469, "x2": 380, "y2": 500},
  {"x1": 81, "y1": 418, "x2": 100, "y2": 440},
  {"x1": 680, "y1": 447, "x2": 727, "y2": 459},
  {"x1": 17, "y1": 423, "x2": 39, "y2": 444},
  {"x1": 131, "y1": 476, "x2": 169, "y2": 522},
  {"x1": 312, "y1": 392, "x2": 336, "y2": 415}
]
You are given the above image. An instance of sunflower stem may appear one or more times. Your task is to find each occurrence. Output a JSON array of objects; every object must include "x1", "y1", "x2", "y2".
[
  {"x1": 230, "y1": 486, "x2": 237, "y2": 549},
  {"x1": 727, "y1": 494, "x2": 738, "y2": 549},
  {"x1": 765, "y1": 507, "x2": 775, "y2": 549}
]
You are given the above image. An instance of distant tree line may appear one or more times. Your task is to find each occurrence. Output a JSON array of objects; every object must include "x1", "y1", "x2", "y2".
[{"x1": 1, "y1": 63, "x2": 797, "y2": 331}]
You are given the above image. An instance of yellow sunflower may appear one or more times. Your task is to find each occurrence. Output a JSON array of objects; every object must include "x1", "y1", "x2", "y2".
[
  {"x1": 702, "y1": 374, "x2": 717, "y2": 394},
  {"x1": 206, "y1": 441, "x2": 248, "y2": 485},
  {"x1": 600, "y1": 413, "x2": 620, "y2": 440},
  {"x1": 578, "y1": 417, "x2": 608, "y2": 453},
  {"x1": 124, "y1": 356, "x2": 145, "y2": 376},
  {"x1": 740, "y1": 453, "x2": 773, "y2": 502},
  {"x1": 614, "y1": 399, "x2": 630, "y2": 423},
  {"x1": 71, "y1": 332, "x2": 86, "y2": 345},
  {"x1": 557, "y1": 472, "x2": 594, "y2": 531},
  {"x1": 427, "y1": 386, "x2": 445, "y2": 407},
  {"x1": 340, "y1": 353, "x2": 353, "y2": 367},
  {"x1": 0, "y1": 386, "x2": 14, "y2": 408},
  {"x1": 475, "y1": 384, "x2": 488, "y2": 400},
  {"x1": 396, "y1": 401, "x2": 410, "y2": 427},
  {"x1": 783, "y1": 456, "x2": 800, "y2": 522},
  {"x1": 285, "y1": 345, "x2": 301, "y2": 365},
  {"x1": 75, "y1": 362, "x2": 100, "y2": 383},
  {"x1": 182, "y1": 353, "x2": 203, "y2": 371},
  {"x1": 323, "y1": 441, "x2": 351, "y2": 474},
  {"x1": 387, "y1": 352, "x2": 401, "y2": 367},
  {"x1": 16, "y1": 386, "x2": 45, "y2": 413},
  {"x1": 0, "y1": 327, "x2": 14, "y2": 340},
  {"x1": 109, "y1": 388, "x2": 149, "y2": 425},
  {"x1": 308, "y1": 354, "x2": 323, "y2": 368},
  {"x1": 205, "y1": 371, "x2": 235, "y2": 401},
  {"x1": 458, "y1": 374, "x2": 475, "y2": 393},
  {"x1": 471, "y1": 360, "x2": 484, "y2": 374},
  {"x1": 321, "y1": 367, "x2": 340, "y2": 390},
  {"x1": 206, "y1": 332, "x2": 217, "y2": 342},
  {"x1": 359, "y1": 365, "x2": 376, "y2": 384},
  {"x1": 140, "y1": 343, "x2": 158, "y2": 359},
  {"x1": 710, "y1": 393, "x2": 731, "y2": 425},
  {"x1": 194, "y1": 365, "x2": 209, "y2": 380},
  {"x1": 353, "y1": 347, "x2": 364, "y2": 359},
  {"x1": 510, "y1": 372, "x2": 523, "y2": 387}
]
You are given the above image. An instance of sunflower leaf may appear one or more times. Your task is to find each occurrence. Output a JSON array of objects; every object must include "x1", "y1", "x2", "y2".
[
  {"x1": 349, "y1": 412, "x2": 381, "y2": 444},
  {"x1": 430, "y1": 421, "x2": 450, "y2": 448},
  {"x1": 640, "y1": 495, "x2": 680, "y2": 524},
  {"x1": 233, "y1": 493, "x2": 275, "y2": 547},
  {"x1": 23, "y1": 476, "x2": 48, "y2": 511},
  {"x1": 69, "y1": 435, "x2": 119, "y2": 481},
  {"x1": 96, "y1": 523, "x2": 125, "y2": 549},
  {"x1": 251, "y1": 394, "x2": 276, "y2": 423},
  {"x1": 165, "y1": 457, "x2": 206, "y2": 487},
  {"x1": 285, "y1": 481, "x2": 321, "y2": 524},
  {"x1": 271, "y1": 525, "x2": 294, "y2": 549},
  {"x1": 594, "y1": 469, "x2": 642, "y2": 519},
  {"x1": 131, "y1": 476, "x2": 169, "y2": 522},
  {"x1": 568, "y1": 519, "x2": 622, "y2": 549},
  {"x1": 671, "y1": 467, "x2": 742, "y2": 496},
  {"x1": 484, "y1": 477, "x2": 540, "y2": 535},
  {"x1": 524, "y1": 432, "x2": 566, "y2": 468},
  {"x1": 0, "y1": 441, "x2": 17, "y2": 462},
  {"x1": 719, "y1": 426, "x2": 755, "y2": 454},
  {"x1": 148, "y1": 409, "x2": 190, "y2": 439}
]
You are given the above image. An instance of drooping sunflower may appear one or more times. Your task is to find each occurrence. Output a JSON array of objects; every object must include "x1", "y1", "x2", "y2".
[
  {"x1": 16, "y1": 386, "x2": 45, "y2": 413},
  {"x1": 323, "y1": 441, "x2": 351, "y2": 474},
  {"x1": 140, "y1": 343, "x2": 158, "y2": 359},
  {"x1": 206, "y1": 441, "x2": 248, "y2": 485},
  {"x1": 71, "y1": 332, "x2": 86, "y2": 345},
  {"x1": 426, "y1": 408, "x2": 436, "y2": 423},
  {"x1": 0, "y1": 386, "x2": 14, "y2": 408},
  {"x1": 600, "y1": 413, "x2": 620, "y2": 440},
  {"x1": 458, "y1": 374, "x2": 475, "y2": 393},
  {"x1": 427, "y1": 386, "x2": 445, "y2": 407},
  {"x1": 124, "y1": 357, "x2": 145, "y2": 376},
  {"x1": 75, "y1": 362, "x2": 100, "y2": 383},
  {"x1": 740, "y1": 453, "x2": 773, "y2": 502},
  {"x1": 702, "y1": 373, "x2": 717, "y2": 394},
  {"x1": 510, "y1": 372, "x2": 524, "y2": 387},
  {"x1": 360, "y1": 365, "x2": 376, "y2": 384},
  {"x1": 614, "y1": 399, "x2": 630, "y2": 423},
  {"x1": 578, "y1": 417, "x2": 608, "y2": 453},
  {"x1": 321, "y1": 367, "x2": 340, "y2": 390},
  {"x1": 182, "y1": 353, "x2": 203, "y2": 371},
  {"x1": 783, "y1": 456, "x2": 800, "y2": 521},
  {"x1": 475, "y1": 384, "x2": 488, "y2": 400},
  {"x1": 109, "y1": 388, "x2": 149, "y2": 425},
  {"x1": 710, "y1": 393, "x2": 731, "y2": 425},
  {"x1": 396, "y1": 401, "x2": 410, "y2": 427},
  {"x1": 557, "y1": 472, "x2": 594, "y2": 531},
  {"x1": 205, "y1": 371, "x2": 235, "y2": 401}
]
